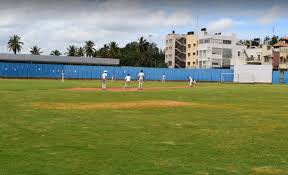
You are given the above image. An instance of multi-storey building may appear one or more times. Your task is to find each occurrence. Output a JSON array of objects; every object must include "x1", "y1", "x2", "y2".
[
  {"x1": 197, "y1": 28, "x2": 241, "y2": 68},
  {"x1": 185, "y1": 32, "x2": 198, "y2": 68},
  {"x1": 165, "y1": 31, "x2": 197, "y2": 68}
]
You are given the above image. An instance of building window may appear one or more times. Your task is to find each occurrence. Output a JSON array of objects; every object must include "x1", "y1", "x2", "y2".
[
  {"x1": 223, "y1": 40, "x2": 232, "y2": 44},
  {"x1": 188, "y1": 44, "x2": 191, "y2": 48},
  {"x1": 187, "y1": 62, "x2": 191, "y2": 66},
  {"x1": 212, "y1": 47, "x2": 222, "y2": 55},
  {"x1": 258, "y1": 55, "x2": 261, "y2": 60},
  {"x1": 264, "y1": 56, "x2": 270, "y2": 62},
  {"x1": 193, "y1": 43, "x2": 196, "y2": 46},
  {"x1": 197, "y1": 51, "x2": 198, "y2": 55},
  {"x1": 193, "y1": 52, "x2": 196, "y2": 55},
  {"x1": 166, "y1": 40, "x2": 168, "y2": 43},
  {"x1": 168, "y1": 61, "x2": 172, "y2": 66},
  {"x1": 188, "y1": 53, "x2": 191, "y2": 57},
  {"x1": 193, "y1": 61, "x2": 196, "y2": 65},
  {"x1": 238, "y1": 51, "x2": 240, "y2": 56}
]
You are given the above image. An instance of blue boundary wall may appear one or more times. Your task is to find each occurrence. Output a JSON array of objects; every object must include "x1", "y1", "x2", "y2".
[
  {"x1": 0, "y1": 62, "x2": 234, "y2": 82},
  {"x1": 272, "y1": 71, "x2": 280, "y2": 84},
  {"x1": 285, "y1": 71, "x2": 288, "y2": 84}
]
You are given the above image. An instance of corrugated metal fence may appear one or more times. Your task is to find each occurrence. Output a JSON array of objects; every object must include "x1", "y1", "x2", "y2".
[{"x1": 0, "y1": 62, "x2": 234, "y2": 82}]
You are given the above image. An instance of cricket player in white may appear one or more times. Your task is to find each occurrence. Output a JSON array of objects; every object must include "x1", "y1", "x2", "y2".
[
  {"x1": 61, "y1": 70, "x2": 65, "y2": 82},
  {"x1": 187, "y1": 76, "x2": 193, "y2": 87},
  {"x1": 101, "y1": 70, "x2": 108, "y2": 89},
  {"x1": 124, "y1": 74, "x2": 131, "y2": 88},
  {"x1": 161, "y1": 74, "x2": 166, "y2": 83},
  {"x1": 138, "y1": 70, "x2": 144, "y2": 89}
]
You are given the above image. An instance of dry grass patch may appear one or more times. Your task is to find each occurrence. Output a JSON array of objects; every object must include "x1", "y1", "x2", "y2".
[
  {"x1": 33, "y1": 100, "x2": 193, "y2": 110},
  {"x1": 250, "y1": 167, "x2": 285, "y2": 175}
]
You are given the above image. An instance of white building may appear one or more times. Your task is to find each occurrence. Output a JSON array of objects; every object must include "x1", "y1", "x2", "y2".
[{"x1": 197, "y1": 28, "x2": 244, "y2": 68}]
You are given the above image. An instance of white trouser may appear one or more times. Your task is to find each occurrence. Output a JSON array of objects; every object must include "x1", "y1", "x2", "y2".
[
  {"x1": 102, "y1": 79, "x2": 106, "y2": 89},
  {"x1": 125, "y1": 81, "x2": 131, "y2": 88},
  {"x1": 189, "y1": 81, "x2": 192, "y2": 87},
  {"x1": 138, "y1": 79, "x2": 144, "y2": 88}
]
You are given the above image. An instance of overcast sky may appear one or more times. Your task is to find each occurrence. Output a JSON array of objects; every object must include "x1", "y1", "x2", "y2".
[{"x1": 0, "y1": 0, "x2": 288, "y2": 54}]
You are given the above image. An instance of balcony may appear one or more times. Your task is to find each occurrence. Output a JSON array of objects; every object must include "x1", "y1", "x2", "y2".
[
  {"x1": 279, "y1": 63, "x2": 288, "y2": 69},
  {"x1": 246, "y1": 56, "x2": 261, "y2": 64}
]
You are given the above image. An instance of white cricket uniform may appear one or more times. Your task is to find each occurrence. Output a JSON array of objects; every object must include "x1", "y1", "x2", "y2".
[
  {"x1": 124, "y1": 75, "x2": 131, "y2": 88},
  {"x1": 102, "y1": 73, "x2": 108, "y2": 89},
  {"x1": 162, "y1": 74, "x2": 166, "y2": 82},
  {"x1": 188, "y1": 76, "x2": 193, "y2": 87},
  {"x1": 138, "y1": 72, "x2": 144, "y2": 88}
]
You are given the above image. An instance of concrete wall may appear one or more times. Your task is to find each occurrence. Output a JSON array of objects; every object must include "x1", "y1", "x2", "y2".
[{"x1": 234, "y1": 65, "x2": 273, "y2": 83}]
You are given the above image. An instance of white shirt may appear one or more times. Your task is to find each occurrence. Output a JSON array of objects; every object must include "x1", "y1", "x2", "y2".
[
  {"x1": 125, "y1": 76, "x2": 131, "y2": 82},
  {"x1": 138, "y1": 72, "x2": 144, "y2": 80},
  {"x1": 188, "y1": 76, "x2": 193, "y2": 83},
  {"x1": 102, "y1": 73, "x2": 108, "y2": 80}
]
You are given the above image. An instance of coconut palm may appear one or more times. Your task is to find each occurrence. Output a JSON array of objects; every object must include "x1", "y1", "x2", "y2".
[
  {"x1": 66, "y1": 45, "x2": 78, "y2": 56},
  {"x1": 50, "y1": 50, "x2": 62, "y2": 56},
  {"x1": 7, "y1": 35, "x2": 24, "y2": 54},
  {"x1": 96, "y1": 44, "x2": 109, "y2": 57},
  {"x1": 108, "y1": 41, "x2": 120, "y2": 58},
  {"x1": 77, "y1": 47, "x2": 85, "y2": 57},
  {"x1": 137, "y1": 37, "x2": 149, "y2": 66},
  {"x1": 84, "y1": 41, "x2": 96, "y2": 57},
  {"x1": 30, "y1": 46, "x2": 43, "y2": 55}
]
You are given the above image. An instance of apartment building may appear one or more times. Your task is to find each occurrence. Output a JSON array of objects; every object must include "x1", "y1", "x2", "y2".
[
  {"x1": 165, "y1": 31, "x2": 197, "y2": 68},
  {"x1": 186, "y1": 32, "x2": 198, "y2": 68},
  {"x1": 273, "y1": 37, "x2": 288, "y2": 70},
  {"x1": 197, "y1": 28, "x2": 242, "y2": 68}
]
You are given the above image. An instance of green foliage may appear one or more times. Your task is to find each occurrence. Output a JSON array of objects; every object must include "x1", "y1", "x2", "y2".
[
  {"x1": 30, "y1": 46, "x2": 43, "y2": 55},
  {"x1": 66, "y1": 45, "x2": 78, "y2": 56},
  {"x1": 7, "y1": 35, "x2": 24, "y2": 54},
  {"x1": 77, "y1": 47, "x2": 85, "y2": 57},
  {"x1": 84, "y1": 41, "x2": 96, "y2": 57},
  {"x1": 50, "y1": 50, "x2": 62, "y2": 56},
  {"x1": 270, "y1": 35, "x2": 279, "y2": 45}
]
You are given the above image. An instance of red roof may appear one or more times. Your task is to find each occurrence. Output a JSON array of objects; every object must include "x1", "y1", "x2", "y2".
[
  {"x1": 281, "y1": 36, "x2": 288, "y2": 41},
  {"x1": 274, "y1": 41, "x2": 288, "y2": 47}
]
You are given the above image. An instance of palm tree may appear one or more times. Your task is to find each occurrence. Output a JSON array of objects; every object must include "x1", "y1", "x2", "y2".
[
  {"x1": 66, "y1": 45, "x2": 77, "y2": 56},
  {"x1": 30, "y1": 46, "x2": 43, "y2": 55},
  {"x1": 7, "y1": 35, "x2": 24, "y2": 54},
  {"x1": 84, "y1": 41, "x2": 96, "y2": 57},
  {"x1": 137, "y1": 37, "x2": 149, "y2": 66},
  {"x1": 77, "y1": 47, "x2": 85, "y2": 57},
  {"x1": 50, "y1": 50, "x2": 62, "y2": 56},
  {"x1": 96, "y1": 44, "x2": 109, "y2": 57},
  {"x1": 108, "y1": 41, "x2": 120, "y2": 58}
]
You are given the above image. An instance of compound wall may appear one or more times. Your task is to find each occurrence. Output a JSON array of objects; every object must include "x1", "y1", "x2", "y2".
[
  {"x1": 234, "y1": 65, "x2": 273, "y2": 83},
  {"x1": 0, "y1": 62, "x2": 234, "y2": 82}
]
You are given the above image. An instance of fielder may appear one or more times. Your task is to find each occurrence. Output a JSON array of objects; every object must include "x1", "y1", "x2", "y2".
[
  {"x1": 124, "y1": 74, "x2": 132, "y2": 88},
  {"x1": 61, "y1": 70, "x2": 65, "y2": 82},
  {"x1": 161, "y1": 74, "x2": 166, "y2": 83},
  {"x1": 101, "y1": 70, "x2": 108, "y2": 89},
  {"x1": 187, "y1": 75, "x2": 193, "y2": 87},
  {"x1": 138, "y1": 70, "x2": 144, "y2": 89}
]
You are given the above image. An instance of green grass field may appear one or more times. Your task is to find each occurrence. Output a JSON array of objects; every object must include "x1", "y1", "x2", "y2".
[{"x1": 1, "y1": 79, "x2": 288, "y2": 175}]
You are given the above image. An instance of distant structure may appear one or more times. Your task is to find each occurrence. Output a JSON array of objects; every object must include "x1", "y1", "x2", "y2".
[{"x1": 0, "y1": 53, "x2": 120, "y2": 66}]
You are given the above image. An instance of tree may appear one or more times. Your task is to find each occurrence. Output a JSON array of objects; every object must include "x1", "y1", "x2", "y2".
[
  {"x1": 66, "y1": 45, "x2": 78, "y2": 56},
  {"x1": 108, "y1": 41, "x2": 120, "y2": 58},
  {"x1": 84, "y1": 41, "x2": 96, "y2": 57},
  {"x1": 50, "y1": 50, "x2": 62, "y2": 56},
  {"x1": 137, "y1": 37, "x2": 149, "y2": 66},
  {"x1": 264, "y1": 36, "x2": 270, "y2": 42},
  {"x1": 30, "y1": 46, "x2": 43, "y2": 55},
  {"x1": 77, "y1": 47, "x2": 85, "y2": 57},
  {"x1": 95, "y1": 44, "x2": 109, "y2": 57},
  {"x1": 270, "y1": 35, "x2": 279, "y2": 45},
  {"x1": 7, "y1": 35, "x2": 24, "y2": 54}
]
